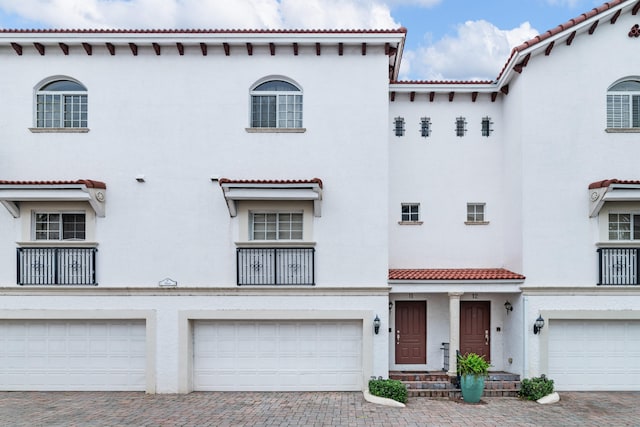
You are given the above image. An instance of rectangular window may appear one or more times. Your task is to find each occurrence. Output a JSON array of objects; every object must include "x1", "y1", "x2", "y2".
[
  {"x1": 401, "y1": 203, "x2": 420, "y2": 222},
  {"x1": 455, "y1": 117, "x2": 467, "y2": 137},
  {"x1": 607, "y1": 94, "x2": 640, "y2": 128},
  {"x1": 36, "y1": 94, "x2": 88, "y2": 128},
  {"x1": 34, "y1": 213, "x2": 86, "y2": 241},
  {"x1": 251, "y1": 212, "x2": 303, "y2": 240},
  {"x1": 608, "y1": 213, "x2": 640, "y2": 240},
  {"x1": 251, "y1": 94, "x2": 302, "y2": 129},
  {"x1": 466, "y1": 203, "x2": 485, "y2": 223},
  {"x1": 420, "y1": 117, "x2": 431, "y2": 137},
  {"x1": 394, "y1": 117, "x2": 405, "y2": 137},
  {"x1": 481, "y1": 117, "x2": 493, "y2": 137}
]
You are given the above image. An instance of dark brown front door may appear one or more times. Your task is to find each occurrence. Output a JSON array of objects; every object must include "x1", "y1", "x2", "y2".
[
  {"x1": 395, "y1": 301, "x2": 426, "y2": 364},
  {"x1": 460, "y1": 301, "x2": 491, "y2": 361}
]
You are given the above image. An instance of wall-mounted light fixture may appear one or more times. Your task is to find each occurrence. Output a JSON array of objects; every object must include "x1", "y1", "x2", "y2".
[
  {"x1": 373, "y1": 315, "x2": 381, "y2": 335},
  {"x1": 533, "y1": 315, "x2": 545, "y2": 334},
  {"x1": 136, "y1": 174, "x2": 146, "y2": 183},
  {"x1": 504, "y1": 301, "x2": 513, "y2": 314},
  {"x1": 389, "y1": 302, "x2": 393, "y2": 310}
]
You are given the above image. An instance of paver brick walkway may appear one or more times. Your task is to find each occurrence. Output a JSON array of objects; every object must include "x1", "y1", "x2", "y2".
[{"x1": 0, "y1": 391, "x2": 638, "y2": 426}]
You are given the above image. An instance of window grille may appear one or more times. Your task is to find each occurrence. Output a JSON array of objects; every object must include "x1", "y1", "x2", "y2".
[
  {"x1": 394, "y1": 117, "x2": 405, "y2": 136},
  {"x1": 455, "y1": 117, "x2": 467, "y2": 137},
  {"x1": 481, "y1": 116, "x2": 493, "y2": 137},
  {"x1": 420, "y1": 117, "x2": 431, "y2": 137},
  {"x1": 401, "y1": 203, "x2": 420, "y2": 222}
]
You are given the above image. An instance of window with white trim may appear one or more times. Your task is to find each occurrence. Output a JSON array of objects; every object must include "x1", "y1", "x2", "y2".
[
  {"x1": 607, "y1": 80, "x2": 640, "y2": 128},
  {"x1": 608, "y1": 213, "x2": 640, "y2": 240},
  {"x1": 455, "y1": 117, "x2": 467, "y2": 137},
  {"x1": 394, "y1": 117, "x2": 405, "y2": 136},
  {"x1": 36, "y1": 79, "x2": 88, "y2": 128},
  {"x1": 250, "y1": 80, "x2": 302, "y2": 128},
  {"x1": 481, "y1": 116, "x2": 493, "y2": 137},
  {"x1": 401, "y1": 203, "x2": 420, "y2": 222},
  {"x1": 33, "y1": 212, "x2": 86, "y2": 241},
  {"x1": 420, "y1": 117, "x2": 431, "y2": 137},
  {"x1": 466, "y1": 203, "x2": 486, "y2": 224},
  {"x1": 251, "y1": 212, "x2": 303, "y2": 240}
]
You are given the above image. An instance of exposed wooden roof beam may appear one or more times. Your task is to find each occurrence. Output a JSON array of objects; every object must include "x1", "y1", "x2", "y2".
[
  {"x1": 246, "y1": 42, "x2": 253, "y2": 55},
  {"x1": 471, "y1": 92, "x2": 478, "y2": 102},
  {"x1": 500, "y1": 85, "x2": 509, "y2": 95},
  {"x1": 491, "y1": 92, "x2": 498, "y2": 102},
  {"x1": 429, "y1": 92, "x2": 435, "y2": 102},
  {"x1": 410, "y1": 92, "x2": 415, "y2": 102},
  {"x1": 390, "y1": 91, "x2": 395, "y2": 102},
  {"x1": 129, "y1": 43, "x2": 138, "y2": 56},
  {"x1": 610, "y1": 9, "x2": 621, "y2": 24},
  {"x1": 59, "y1": 43, "x2": 69, "y2": 55},
  {"x1": 588, "y1": 20, "x2": 599, "y2": 35},
  {"x1": 11, "y1": 42, "x2": 22, "y2": 55},
  {"x1": 513, "y1": 53, "x2": 531, "y2": 73},
  {"x1": 106, "y1": 42, "x2": 115, "y2": 55},
  {"x1": 176, "y1": 42, "x2": 184, "y2": 56},
  {"x1": 200, "y1": 43, "x2": 207, "y2": 56},
  {"x1": 223, "y1": 42, "x2": 230, "y2": 56},
  {"x1": 566, "y1": 31, "x2": 576, "y2": 45},
  {"x1": 338, "y1": 42, "x2": 343, "y2": 56},
  {"x1": 34, "y1": 42, "x2": 45, "y2": 55},
  {"x1": 152, "y1": 43, "x2": 161, "y2": 55},
  {"x1": 269, "y1": 42, "x2": 275, "y2": 55},
  {"x1": 82, "y1": 42, "x2": 92, "y2": 55},
  {"x1": 293, "y1": 42, "x2": 298, "y2": 56},
  {"x1": 361, "y1": 43, "x2": 366, "y2": 55},
  {"x1": 448, "y1": 92, "x2": 454, "y2": 102},
  {"x1": 633, "y1": 1, "x2": 640, "y2": 15},
  {"x1": 385, "y1": 42, "x2": 390, "y2": 55},
  {"x1": 545, "y1": 41, "x2": 555, "y2": 56},
  {"x1": 316, "y1": 42, "x2": 321, "y2": 56}
]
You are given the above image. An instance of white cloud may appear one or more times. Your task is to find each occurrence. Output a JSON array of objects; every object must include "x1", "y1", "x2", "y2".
[
  {"x1": 0, "y1": 0, "x2": 401, "y2": 29},
  {"x1": 399, "y1": 20, "x2": 538, "y2": 81}
]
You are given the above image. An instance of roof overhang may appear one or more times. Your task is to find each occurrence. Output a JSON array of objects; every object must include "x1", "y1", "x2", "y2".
[
  {"x1": 219, "y1": 178, "x2": 323, "y2": 217},
  {"x1": 588, "y1": 179, "x2": 640, "y2": 217},
  {"x1": 0, "y1": 180, "x2": 106, "y2": 218}
]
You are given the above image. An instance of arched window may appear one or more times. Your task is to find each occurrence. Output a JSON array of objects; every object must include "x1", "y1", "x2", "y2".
[
  {"x1": 607, "y1": 79, "x2": 640, "y2": 128},
  {"x1": 36, "y1": 79, "x2": 88, "y2": 128},
  {"x1": 250, "y1": 80, "x2": 302, "y2": 128}
]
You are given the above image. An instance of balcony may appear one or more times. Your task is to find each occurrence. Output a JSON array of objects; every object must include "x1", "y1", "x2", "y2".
[
  {"x1": 17, "y1": 247, "x2": 97, "y2": 285},
  {"x1": 237, "y1": 247, "x2": 314, "y2": 285},
  {"x1": 598, "y1": 247, "x2": 639, "y2": 285}
]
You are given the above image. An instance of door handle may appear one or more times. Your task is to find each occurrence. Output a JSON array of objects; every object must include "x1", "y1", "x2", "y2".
[
  {"x1": 485, "y1": 330, "x2": 489, "y2": 345},
  {"x1": 396, "y1": 330, "x2": 400, "y2": 345}
]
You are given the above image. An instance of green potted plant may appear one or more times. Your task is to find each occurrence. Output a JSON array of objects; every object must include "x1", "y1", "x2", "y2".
[{"x1": 457, "y1": 352, "x2": 490, "y2": 403}]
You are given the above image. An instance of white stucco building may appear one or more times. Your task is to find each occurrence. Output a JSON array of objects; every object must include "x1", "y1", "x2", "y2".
[{"x1": 0, "y1": 0, "x2": 639, "y2": 393}]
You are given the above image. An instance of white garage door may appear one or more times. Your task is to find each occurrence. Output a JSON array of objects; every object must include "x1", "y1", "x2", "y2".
[
  {"x1": 193, "y1": 320, "x2": 363, "y2": 391},
  {"x1": 0, "y1": 320, "x2": 146, "y2": 391},
  {"x1": 548, "y1": 319, "x2": 640, "y2": 391}
]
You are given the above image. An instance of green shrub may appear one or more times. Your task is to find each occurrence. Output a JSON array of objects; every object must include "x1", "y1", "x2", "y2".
[
  {"x1": 368, "y1": 378, "x2": 407, "y2": 404},
  {"x1": 457, "y1": 352, "x2": 490, "y2": 376},
  {"x1": 519, "y1": 375, "x2": 554, "y2": 401}
]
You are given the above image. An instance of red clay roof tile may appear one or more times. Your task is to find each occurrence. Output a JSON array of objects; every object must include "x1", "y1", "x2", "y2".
[
  {"x1": 589, "y1": 178, "x2": 640, "y2": 189},
  {"x1": 219, "y1": 178, "x2": 323, "y2": 188},
  {"x1": 0, "y1": 179, "x2": 106, "y2": 189},
  {"x1": 389, "y1": 268, "x2": 525, "y2": 281}
]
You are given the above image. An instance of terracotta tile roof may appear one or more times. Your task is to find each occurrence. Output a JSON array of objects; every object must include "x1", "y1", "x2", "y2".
[
  {"x1": 219, "y1": 178, "x2": 323, "y2": 188},
  {"x1": 390, "y1": 80, "x2": 494, "y2": 85},
  {"x1": 0, "y1": 28, "x2": 406, "y2": 35},
  {"x1": 589, "y1": 179, "x2": 640, "y2": 189},
  {"x1": 0, "y1": 179, "x2": 106, "y2": 189},
  {"x1": 389, "y1": 268, "x2": 525, "y2": 281}
]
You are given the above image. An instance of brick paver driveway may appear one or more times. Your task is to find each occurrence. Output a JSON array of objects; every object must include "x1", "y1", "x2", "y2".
[{"x1": 0, "y1": 391, "x2": 638, "y2": 426}]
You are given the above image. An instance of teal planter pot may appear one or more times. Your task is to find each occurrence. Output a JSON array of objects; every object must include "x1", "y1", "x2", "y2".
[{"x1": 460, "y1": 374, "x2": 485, "y2": 403}]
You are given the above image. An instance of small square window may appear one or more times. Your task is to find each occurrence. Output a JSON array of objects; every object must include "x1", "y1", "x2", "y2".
[
  {"x1": 394, "y1": 117, "x2": 405, "y2": 137},
  {"x1": 481, "y1": 116, "x2": 493, "y2": 137},
  {"x1": 466, "y1": 203, "x2": 486, "y2": 223},
  {"x1": 401, "y1": 203, "x2": 420, "y2": 222},
  {"x1": 455, "y1": 117, "x2": 467, "y2": 137},
  {"x1": 420, "y1": 117, "x2": 431, "y2": 137}
]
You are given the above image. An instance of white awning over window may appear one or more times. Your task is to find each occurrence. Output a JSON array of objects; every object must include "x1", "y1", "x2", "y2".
[
  {"x1": 219, "y1": 178, "x2": 323, "y2": 217},
  {"x1": 0, "y1": 180, "x2": 106, "y2": 218}
]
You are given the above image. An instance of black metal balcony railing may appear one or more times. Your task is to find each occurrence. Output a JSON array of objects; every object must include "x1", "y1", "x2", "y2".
[
  {"x1": 17, "y1": 247, "x2": 97, "y2": 285},
  {"x1": 237, "y1": 247, "x2": 314, "y2": 285},
  {"x1": 598, "y1": 247, "x2": 639, "y2": 285}
]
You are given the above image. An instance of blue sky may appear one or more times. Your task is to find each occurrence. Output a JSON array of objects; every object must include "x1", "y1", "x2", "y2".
[{"x1": 0, "y1": 0, "x2": 610, "y2": 80}]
